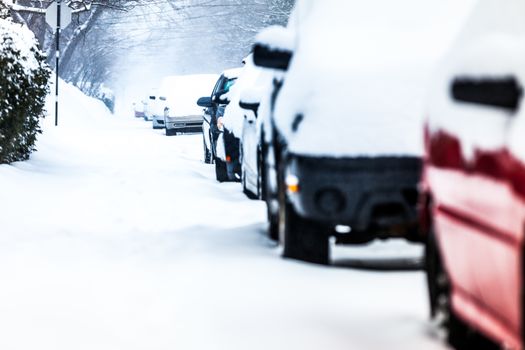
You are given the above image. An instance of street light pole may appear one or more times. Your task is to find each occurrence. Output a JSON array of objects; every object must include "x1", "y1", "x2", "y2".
[{"x1": 55, "y1": 0, "x2": 61, "y2": 126}]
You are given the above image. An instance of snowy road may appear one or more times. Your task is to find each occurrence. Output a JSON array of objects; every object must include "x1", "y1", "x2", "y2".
[{"x1": 0, "y1": 88, "x2": 448, "y2": 350}]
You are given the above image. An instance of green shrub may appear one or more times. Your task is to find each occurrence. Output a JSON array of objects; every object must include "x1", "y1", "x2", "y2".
[{"x1": 0, "y1": 17, "x2": 50, "y2": 164}]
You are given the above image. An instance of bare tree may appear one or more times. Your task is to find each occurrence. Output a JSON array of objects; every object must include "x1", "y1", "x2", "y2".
[{"x1": 8, "y1": 0, "x2": 295, "y2": 101}]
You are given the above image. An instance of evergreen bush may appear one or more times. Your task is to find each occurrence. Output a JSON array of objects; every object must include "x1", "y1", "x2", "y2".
[{"x1": 0, "y1": 16, "x2": 50, "y2": 164}]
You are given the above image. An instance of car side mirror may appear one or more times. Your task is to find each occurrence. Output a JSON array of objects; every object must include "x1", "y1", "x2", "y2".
[
  {"x1": 212, "y1": 92, "x2": 230, "y2": 105},
  {"x1": 451, "y1": 76, "x2": 523, "y2": 113},
  {"x1": 197, "y1": 96, "x2": 213, "y2": 108},
  {"x1": 253, "y1": 26, "x2": 294, "y2": 71}
]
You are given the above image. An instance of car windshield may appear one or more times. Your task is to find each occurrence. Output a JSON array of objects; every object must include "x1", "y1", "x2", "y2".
[{"x1": 222, "y1": 78, "x2": 237, "y2": 93}]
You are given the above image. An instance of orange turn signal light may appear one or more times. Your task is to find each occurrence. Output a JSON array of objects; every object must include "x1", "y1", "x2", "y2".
[
  {"x1": 287, "y1": 184, "x2": 300, "y2": 193},
  {"x1": 285, "y1": 174, "x2": 300, "y2": 194},
  {"x1": 226, "y1": 156, "x2": 232, "y2": 163}
]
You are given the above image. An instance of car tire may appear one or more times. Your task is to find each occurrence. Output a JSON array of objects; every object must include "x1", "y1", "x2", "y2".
[
  {"x1": 203, "y1": 135, "x2": 212, "y2": 164},
  {"x1": 426, "y1": 226, "x2": 499, "y2": 350},
  {"x1": 215, "y1": 158, "x2": 229, "y2": 182},
  {"x1": 257, "y1": 147, "x2": 266, "y2": 201},
  {"x1": 280, "y1": 198, "x2": 330, "y2": 265},
  {"x1": 242, "y1": 171, "x2": 258, "y2": 200},
  {"x1": 166, "y1": 129, "x2": 176, "y2": 136}
]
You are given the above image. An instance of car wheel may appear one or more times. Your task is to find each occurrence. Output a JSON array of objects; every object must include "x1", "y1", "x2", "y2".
[
  {"x1": 215, "y1": 158, "x2": 229, "y2": 182},
  {"x1": 203, "y1": 135, "x2": 211, "y2": 164},
  {"x1": 279, "y1": 198, "x2": 330, "y2": 265},
  {"x1": 426, "y1": 226, "x2": 499, "y2": 350}
]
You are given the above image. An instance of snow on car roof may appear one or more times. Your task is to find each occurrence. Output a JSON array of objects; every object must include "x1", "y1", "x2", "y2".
[
  {"x1": 159, "y1": 74, "x2": 218, "y2": 116},
  {"x1": 273, "y1": 0, "x2": 476, "y2": 158},
  {"x1": 223, "y1": 67, "x2": 244, "y2": 79},
  {"x1": 426, "y1": 0, "x2": 525, "y2": 162}
]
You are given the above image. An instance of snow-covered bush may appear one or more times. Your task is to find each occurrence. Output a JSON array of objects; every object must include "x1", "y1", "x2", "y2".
[{"x1": 0, "y1": 16, "x2": 50, "y2": 164}]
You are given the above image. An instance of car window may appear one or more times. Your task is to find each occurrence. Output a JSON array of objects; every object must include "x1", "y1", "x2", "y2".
[
  {"x1": 211, "y1": 76, "x2": 224, "y2": 97},
  {"x1": 222, "y1": 78, "x2": 237, "y2": 93},
  {"x1": 159, "y1": 96, "x2": 167, "y2": 101},
  {"x1": 149, "y1": 96, "x2": 156, "y2": 100}
]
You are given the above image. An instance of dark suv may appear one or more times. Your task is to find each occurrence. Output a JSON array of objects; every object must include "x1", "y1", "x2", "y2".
[{"x1": 197, "y1": 69, "x2": 241, "y2": 182}]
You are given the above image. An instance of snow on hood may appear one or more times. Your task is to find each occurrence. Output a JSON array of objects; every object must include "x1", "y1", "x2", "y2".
[
  {"x1": 274, "y1": 0, "x2": 476, "y2": 158},
  {"x1": 160, "y1": 74, "x2": 218, "y2": 117}
]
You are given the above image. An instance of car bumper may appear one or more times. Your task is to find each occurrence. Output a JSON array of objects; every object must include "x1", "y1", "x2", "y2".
[
  {"x1": 165, "y1": 115, "x2": 203, "y2": 131},
  {"x1": 286, "y1": 155, "x2": 422, "y2": 237},
  {"x1": 152, "y1": 116, "x2": 165, "y2": 128}
]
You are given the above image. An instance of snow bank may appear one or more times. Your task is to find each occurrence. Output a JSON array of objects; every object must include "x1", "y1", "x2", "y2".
[
  {"x1": 274, "y1": 0, "x2": 476, "y2": 158},
  {"x1": 160, "y1": 74, "x2": 218, "y2": 117},
  {"x1": 44, "y1": 76, "x2": 112, "y2": 129}
]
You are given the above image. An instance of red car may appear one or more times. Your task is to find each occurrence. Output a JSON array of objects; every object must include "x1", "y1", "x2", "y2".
[{"x1": 421, "y1": 1, "x2": 525, "y2": 349}]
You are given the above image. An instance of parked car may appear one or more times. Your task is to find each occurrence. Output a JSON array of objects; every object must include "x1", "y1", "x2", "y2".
[
  {"x1": 133, "y1": 100, "x2": 145, "y2": 118},
  {"x1": 142, "y1": 92, "x2": 156, "y2": 121},
  {"x1": 219, "y1": 56, "x2": 272, "y2": 188},
  {"x1": 160, "y1": 74, "x2": 217, "y2": 136},
  {"x1": 144, "y1": 89, "x2": 167, "y2": 128},
  {"x1": 421, "y1": 0, "x2": 525, "y2": 349},
  {"x1": 233, "y1": 59, "x2": 275, "y2": 199},
  {"x1": 252, "y1": 0, "x2": 466, "y2": 264},
  {"x1": 197, "y1": 68, "x2": 242, "y2": 181}
]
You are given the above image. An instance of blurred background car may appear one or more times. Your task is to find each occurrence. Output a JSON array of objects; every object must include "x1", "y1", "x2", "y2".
[
  {"x1": 132, "y1": 100, "x2": 145, "y2": 118},
  {"x1": 143, "y1": 89, "x2": 167, "y2": 128},
  {"x1": 161, "y1": 74, "x2": 218, "y2": 136},
  {"x1": 421, "y1": 0, "x2": 525, "y2": 349}
]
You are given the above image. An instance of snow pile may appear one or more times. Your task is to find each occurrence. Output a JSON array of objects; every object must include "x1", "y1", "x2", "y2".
[
  {"x1": 161, "y1": 74, "x2": 218, "y2": 117},
  {"x1": 44, "y1": 76, "x2": 112, "y2": 129},
  {"x1": 274, "y1": 0, "x2": 476, "y2": 158}
]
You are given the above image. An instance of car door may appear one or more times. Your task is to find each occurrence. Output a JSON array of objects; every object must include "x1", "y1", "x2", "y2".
[
  {"x1": 428, "y1": 40, "x2": 524, "y2": 342},
  {"x1": 242, "y1": 108, "x2": 259, "y2": 188}
]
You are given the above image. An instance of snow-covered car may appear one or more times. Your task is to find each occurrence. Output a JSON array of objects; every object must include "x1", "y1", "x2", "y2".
[
  {"x1": 220, "y1": 56, "x2": 274, "y2": 188},
  {"x1": 197, "y1": 68, "x2": 242, "y2": 181},
  {"x1": 253, "y1": 0, "x2": 468, "y2": 264},
  {"x1": 143, "y1": 89, "x2": 167, "y2": 128},
  {"x1": 133, "y1": 100, "x2": 145, "y2": 118},
  {"x1": 230, "y1": 58, "x2": 275, "y2": 199},
  {"x1": 161, "y1": 74, "x2": 218, "y2": 136},
  {"x1": 421, "y1": 0, "x2": 525, "y2": 349}
]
